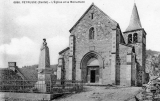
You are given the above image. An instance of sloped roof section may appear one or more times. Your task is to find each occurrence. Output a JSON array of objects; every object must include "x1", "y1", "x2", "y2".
[
  {"x1": 0, "y1": 68, "x2": 23, "y2": 81},
  {"x1": 59, "y1": 47, "x2": 69, "y2": 55},
  {"x1": 19, "y1": 65, "x2": 38, "y2": 81},
  {"x1": 125, "y1": 3, "x2": 142, "y2": 32},
  {"x1": 69, "y1": 3, "x2": 118, "y2": 33}
]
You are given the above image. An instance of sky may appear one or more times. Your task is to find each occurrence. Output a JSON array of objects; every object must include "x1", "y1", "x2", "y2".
[{"x1": 0, "y1": 0, "x2": 160, "y2": 68}]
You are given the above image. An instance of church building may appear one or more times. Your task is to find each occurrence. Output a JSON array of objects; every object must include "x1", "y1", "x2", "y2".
[{"x1": 57, "y1": 3, "x2": 147, "y2": 86}]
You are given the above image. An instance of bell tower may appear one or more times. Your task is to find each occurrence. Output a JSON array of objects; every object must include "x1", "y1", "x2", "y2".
[{"x1": 123, "y1": 3, "x2": 146, "y2": 86}]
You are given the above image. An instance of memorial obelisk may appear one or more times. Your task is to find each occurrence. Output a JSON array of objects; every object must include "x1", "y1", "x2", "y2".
[{"x1": 35, "y1": 38, "x2": 52, "y2": 92}]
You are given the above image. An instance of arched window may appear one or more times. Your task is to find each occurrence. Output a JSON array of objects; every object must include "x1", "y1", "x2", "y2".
[
  {"x1": 128, "y1": 34, "x2": 132, "y2": 44},
  {"x1": 89, "y1": 27, "x2": 94, "y2": 40},
  {"x1": 133, "y1": 33, "x2": 138, "y2": 43}
]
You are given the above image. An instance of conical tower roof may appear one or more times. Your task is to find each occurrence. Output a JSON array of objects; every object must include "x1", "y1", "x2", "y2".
[{"x1": 125, "y1": 3, "x2": 142, "y2": 32}]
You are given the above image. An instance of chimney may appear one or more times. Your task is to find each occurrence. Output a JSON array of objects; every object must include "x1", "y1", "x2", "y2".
[{"x1": 8, "y1": 62, "x2": 17, "y2": 72}]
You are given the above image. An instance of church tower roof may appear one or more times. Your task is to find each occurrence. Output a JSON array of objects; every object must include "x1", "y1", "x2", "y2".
[{"x1": 125, "y1": 3, "x2": 142, "y2": 32}]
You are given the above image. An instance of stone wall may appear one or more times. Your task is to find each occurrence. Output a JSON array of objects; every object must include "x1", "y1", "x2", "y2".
[
  {"x1": 59, "y1": 49, "x2": 70, "y2": 80},
  {"x1": 119, "y1": 44, "x2": 133, "y2": 86},
  {"x1": 0, "y1": 92, "x2": 53, "y2": 101},
  {"x1": 70, "y1": 5, "x2": 118, "y2": 84}
]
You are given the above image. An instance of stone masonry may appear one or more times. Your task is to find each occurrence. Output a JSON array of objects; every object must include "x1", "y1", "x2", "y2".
[{"x1": 57, "y1": 3, "x2": 147, "y2": 86}]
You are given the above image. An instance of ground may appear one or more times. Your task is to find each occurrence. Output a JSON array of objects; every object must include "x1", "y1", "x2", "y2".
[{"x1": 53, "y1": 86, "x2": 142, "y2": 101}]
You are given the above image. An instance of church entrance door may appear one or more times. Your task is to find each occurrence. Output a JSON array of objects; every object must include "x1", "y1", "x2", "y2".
[
  {"x1": 90, "y1": 70, "x2": 96, "y2": 83},
  {"x1": 81, "y1": 52, "x2": 103, "y2": 84},
  {"x1": 87, "y1": 66, "x2": 99, "y2": 83}
]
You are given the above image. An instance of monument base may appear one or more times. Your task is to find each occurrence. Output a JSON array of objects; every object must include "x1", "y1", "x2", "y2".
[{"x1": 35, "y1": 81, "x2": 47, "y2": 93}]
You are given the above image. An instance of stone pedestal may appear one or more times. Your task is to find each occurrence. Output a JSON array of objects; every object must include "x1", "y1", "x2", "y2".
[
  {"x1": 35, "y1": 68, "x2": 52, "y2": 93},
  {"x1": 35, "y1": 82, "x2": 47, "y2": 92}
]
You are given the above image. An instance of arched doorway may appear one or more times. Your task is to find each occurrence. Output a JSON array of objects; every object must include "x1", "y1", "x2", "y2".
[{"x1": 80, "y1": 52, "x2": 103, "y2": 84}]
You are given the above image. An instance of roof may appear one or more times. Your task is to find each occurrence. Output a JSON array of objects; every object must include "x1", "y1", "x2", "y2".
[
  {"x1": 59, "y1": 47, "x2": 70, "y2": 54},
  {"x1": 19, "y1": 65, "x2": 38, "y2": 81},
  {"x1": 0, "y1": 68, "x2": 23, "y2": 81},
  {"x1": 125, "y1": 3, "x2": 142, "y2": 32},
  {"x1": 69, "y1": 3, "x2": 118, "y2": 33}
]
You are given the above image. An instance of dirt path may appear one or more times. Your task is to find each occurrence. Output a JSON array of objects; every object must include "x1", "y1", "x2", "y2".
[{"x1": 52, "y1": 86, "x2": 142, "y2": 101}]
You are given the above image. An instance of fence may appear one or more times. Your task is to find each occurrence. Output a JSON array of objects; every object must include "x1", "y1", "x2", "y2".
[{"x1": 0, "y1": 79, "x2": 83, "y2": 94}]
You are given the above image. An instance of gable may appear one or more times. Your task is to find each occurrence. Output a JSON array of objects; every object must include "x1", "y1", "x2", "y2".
[{"x1": 69, "y1": 3, "x2": 118, "y2": 33}]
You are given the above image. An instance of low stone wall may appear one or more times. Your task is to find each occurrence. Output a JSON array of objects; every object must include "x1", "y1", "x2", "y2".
[{"x1": 0, "y1": 92, "x2": 56, "y2": 101}]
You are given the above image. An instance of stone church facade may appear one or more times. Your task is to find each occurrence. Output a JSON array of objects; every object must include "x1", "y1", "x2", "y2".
[{"x1": 57, "y1": 3, "x2": 147, "y2": 86}]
